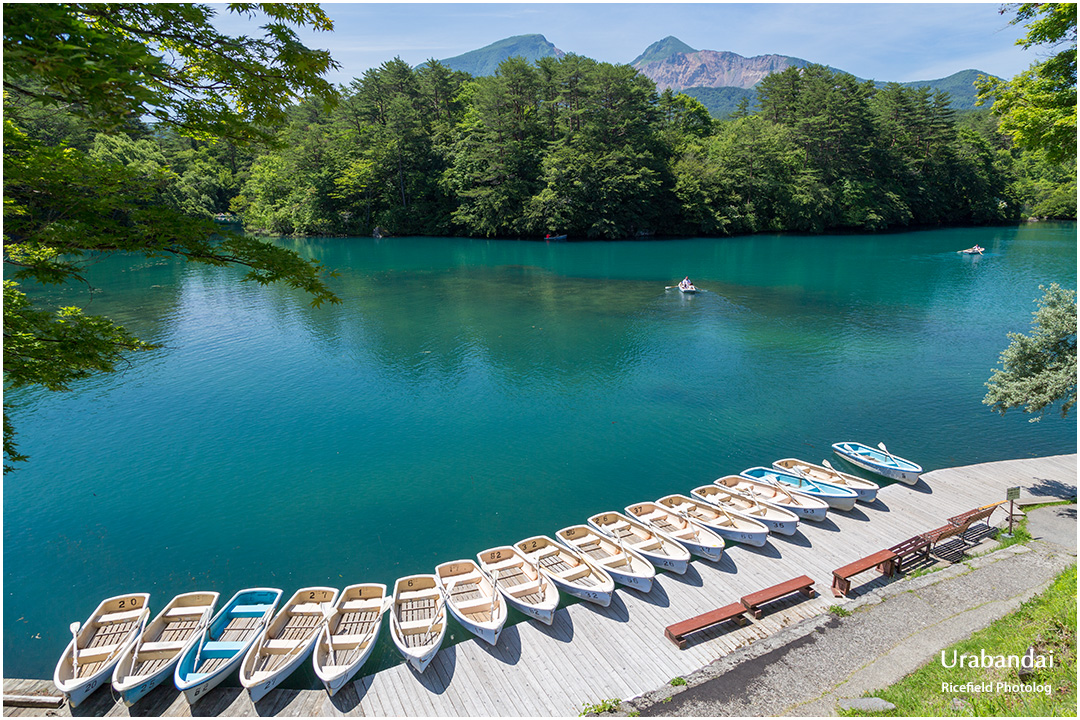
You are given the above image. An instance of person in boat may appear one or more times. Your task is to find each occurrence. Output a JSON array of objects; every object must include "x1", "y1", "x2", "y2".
[{"x1": 679, "y1": 276, "x2": 693, "y2": 290}]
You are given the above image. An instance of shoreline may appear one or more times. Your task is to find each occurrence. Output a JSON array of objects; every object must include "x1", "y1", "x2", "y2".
[{"x1": 4, "y1": 455, "x2": 1075, "y2": 717}]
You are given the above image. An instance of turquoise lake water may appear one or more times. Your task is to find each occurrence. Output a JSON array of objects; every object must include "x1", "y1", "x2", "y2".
[{"x1": 4, "y1": 223, "x2": 1076, "y2": 680}]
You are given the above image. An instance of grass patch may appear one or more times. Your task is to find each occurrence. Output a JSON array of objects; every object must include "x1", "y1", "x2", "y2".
[
  {"x1": 579, "y1": 698, "x2": 621, "y2": 716},
  {"x1": 829, "y1": 605, "x2": 853, "y2": 617},
  {"x1": 840, "y1": 564, "x2": 1077, "y2": 716},
  {"x1": 670, "y1": 676, "x2": 687, "y2": 687}
]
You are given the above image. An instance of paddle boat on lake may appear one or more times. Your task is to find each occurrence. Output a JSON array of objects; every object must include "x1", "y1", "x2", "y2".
[{"x1": 832, "y1": 441, "x2": 923, "y2": 484}]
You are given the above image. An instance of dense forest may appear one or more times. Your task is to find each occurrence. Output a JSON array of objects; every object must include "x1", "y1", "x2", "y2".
[{"x1": 9, "y1": 55, "x2": 1076, "y2": 240}]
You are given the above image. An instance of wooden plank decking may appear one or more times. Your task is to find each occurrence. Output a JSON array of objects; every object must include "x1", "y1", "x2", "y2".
[{"x1": 4, "y1": 454, "x2": 1075, "y2": 717}]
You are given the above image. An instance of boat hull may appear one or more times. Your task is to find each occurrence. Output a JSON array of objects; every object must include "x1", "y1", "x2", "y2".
[
  {"x1": 657, "y1": 495, "x2": 770, "y2": 547},
  {"x1": 315, "y1": 619, "x2": 383, "y2": 696},
  {"x1": 772, "y1": 458, "x2": 880, "y2": 503},
  {"x1": 691, "y1": 487, "x2": 799, "y2": 536},
  {"x1": 832, "y1": 442, "x2": 922, "y2": 484},
  {"x1": 389, "y1": 575, "x2": 446, "y2": 675},
  {"x1": 625, "y1": 503, "x2": 725, "y2": 561},
  {"x1": 741, "y1": 467, "x2": 859, "y2": 511},
  {"x1": 586, "y1": 512, "x2": 691, "y2": 575},
  {"x1": 517, "y1": 536, "x2": 615, "y2": 608},
  {"x1": 313, "y1": 585, "x2": 387, "y2": 697},
  {"x1": 437, "y1": 560, "x2": 506, "y2": 646},
  {"x1": 246, "y1": 640, "x2": 318, "y2": 703},
  {"x1": 174, "y1": 588, "x2": 282, "y2": 706}
]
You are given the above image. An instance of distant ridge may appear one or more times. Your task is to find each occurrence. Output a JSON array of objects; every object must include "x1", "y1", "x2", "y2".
[
  {"x1": 631, "y1": 36, "x2": 697, "y2": 65},
  {"x1": 438, "y1": 34, "x2": 564, "y2": 76}
]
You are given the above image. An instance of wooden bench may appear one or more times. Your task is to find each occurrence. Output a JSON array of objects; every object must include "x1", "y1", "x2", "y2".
[
  {"x1": 888, "y1": 535, "x2": 931, "y2": 572},
  {"x1": 831, "y1": 549, "x2": 898, "y2": 597},
  {"x1": 741, "y1": 575, "x2": 816, "y2": 619},
  {"x1": 664, "y1": 602, "x2": 748, "y2": 649},
  {"x1": 946, "y1": 502, "x2": 1003, "y2": 532}
]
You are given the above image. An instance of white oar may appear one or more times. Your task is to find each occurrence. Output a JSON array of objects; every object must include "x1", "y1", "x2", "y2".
[
  {"x1": 69, "y1": 621, "x2": 81, "y2": 678},
  {"x1": 877, "y1": 442, "x2": 899, "y2": 466},
  {"x1": 320, "y1": 602, "x2": 336, "y2": 667},
  {"x1": 487, "y1": 568, "x2": 500, "y2": 616},
  {"x1": 130, "y1": 610, "x2": 150, "y2": 674}
]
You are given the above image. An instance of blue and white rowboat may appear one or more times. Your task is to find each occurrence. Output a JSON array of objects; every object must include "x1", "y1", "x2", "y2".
[
  {"x1": 832, "y1": 442, "x2": 923, "y2": 485},
  {"x1": 174, "y1": 588, "x2": 282, "y2": 705},
  {"x1": 773, "y1": 458, "x2": 880, "y2": 503},
  {"x1": 740, "y1": 467, "x2": 859, "y2": 511}
]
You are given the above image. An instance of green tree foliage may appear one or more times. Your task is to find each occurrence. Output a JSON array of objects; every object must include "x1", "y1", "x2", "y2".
[
  {"x1": 3, "y1": 4, "x2": 342, "y2": 470},
  {"x1": 977, "y1": 3, "x2": 1077, "y2": 164},
  {"x1": 984, "y1": 284, "x2": 1078, "y2": 421}
]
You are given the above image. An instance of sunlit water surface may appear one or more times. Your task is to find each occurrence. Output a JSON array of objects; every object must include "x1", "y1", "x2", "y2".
[{"x1": 4, "y1": 223, "x2": 1076, "y2": 680}]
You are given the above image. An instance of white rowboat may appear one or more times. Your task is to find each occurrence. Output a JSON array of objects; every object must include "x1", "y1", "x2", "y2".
[
  {"x1": 436, "y1": 560, "x2": 506, "y2": 646},
  {"x1": 773, "y1": 458, "x2": 880, "y2": 503},
  {"x1": 389, "y1": 575, "x2": 446, "y2": 673},
  {"x1": 240, "y1": 587, "x2": 338, "y2": 702},
  {"x1": 556, "y1": 524, "x2": 656, "y2": 592},
  {"x1": 313, "y1": 584, "x2": 389, "y2": 696},
  {"x1": 625, "y1": 501, "x2": 726, "y2": 561},
  {"x1": 477, "y1": 546, "x2": 560, "y2": 625},
  {"x1": 690, "y1": 485, "x2": 800, "y2": 535},
  {"x1": 714, "y1": 475, "x2": 830, "y2": 521},
  {"x1": 587, "y1": 511, "x2": 691, "y2": 575},
  {"x1": 111, "y1": 592, "x2": 217, "y2": 706},
  {"x1": 658, "y1": 494, "x2": 770, "y2": 547},
  {"x1": 54, "y1": 593, "x2": 151, "y2": 708},
  {"x1": 516, "y1": 535, "x2": 615, "y2": 607}
]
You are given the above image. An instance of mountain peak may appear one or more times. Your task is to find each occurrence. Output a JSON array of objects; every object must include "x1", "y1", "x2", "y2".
[
  {"x1": 439, "y1": 34, "x2": 564, "y2": 76},
  {"x1": 631, "y1": 36, "x2": 697, "y2": 65}
]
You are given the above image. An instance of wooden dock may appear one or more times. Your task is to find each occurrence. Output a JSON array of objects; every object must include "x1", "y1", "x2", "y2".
[{"x1": 4, "y1": 455, "x2": 1075, "y2": 717}]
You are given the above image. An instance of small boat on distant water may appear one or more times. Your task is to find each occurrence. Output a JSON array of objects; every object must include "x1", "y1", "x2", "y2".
[
  {"x1": 112, "y1": 591, "x2": 218, "y2": 706},
  {"x1": 55, "y1": 593, "x2": 151, "y2": 708},
  {"x1": 690, "y1": 484, "x2": 800, "y2": 535},
  {"x1": 240, "y1": 587, "x2": 337, "y2": 702},
  {"x1": 545, "y1": 233, "x2": 568, "y2": 241},
  {"x1": 959, "y1": 245, "x2": 984, "y2": 255},
  {"x1": 174, "y1": 587, "x2": 282, "y2": 705},
  {"x1": 477, "y1": 545, "x2": 560, "y2": 625},
  {"x1": 658, "y1": 493, "x2": 770, "y2": 547},
  {"x1": 588, "y1": 510, "x2": 691, "y2": 574},
  {"x1": 773, "y1": 458, "x2": 880, "y2": 503},
  {"x1": 388, "y1": 575, "x2": 446, "y2": 673},
  {"x1": 313, "y1": 584, "x2": 390, "y2": 696},
  {"x1": 832, "y1": 441, "x2": 923, "y2": 484},
  {"x1": 556, "y1": 524, "x2": 656, "y2": 592},
  {"x1": 626, "y1": 501, "x2": 726, "y2": 561},
  {"x1": 436, "y1": 559, "x2": 506, "y2": 646},
  {"x1": 516, "y1": 535, "x2": 615, "y2": 607},
  {"x1": 741, "y1": 466, "x2": 859, "y2": 511},
  {"x1": 714, "y1": 475, "x2": 830, "y2": 521}
]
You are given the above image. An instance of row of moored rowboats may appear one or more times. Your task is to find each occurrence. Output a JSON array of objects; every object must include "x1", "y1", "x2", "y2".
[{"x1": 54, "y1": 441, "x2": 920, "y2": 708}]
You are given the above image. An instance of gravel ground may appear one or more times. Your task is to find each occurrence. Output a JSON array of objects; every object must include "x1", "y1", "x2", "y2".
[{"x1": 623, "y1": 505, "x2": 1077, "y2": 717}]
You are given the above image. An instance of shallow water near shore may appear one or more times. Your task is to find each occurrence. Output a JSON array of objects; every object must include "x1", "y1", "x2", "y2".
[{"x1": 4, "y1": 223, "x2": 1076, "y2": 680}]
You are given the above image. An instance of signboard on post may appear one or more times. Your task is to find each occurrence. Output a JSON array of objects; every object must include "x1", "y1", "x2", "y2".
[{"x1": 1006, "y1": 486, "x2": 1021, "y2": 534}]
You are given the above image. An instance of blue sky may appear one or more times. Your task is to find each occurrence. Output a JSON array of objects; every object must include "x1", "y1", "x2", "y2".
[{"x1": 217, "y1": 3, "x2": 1042, "y2": 85}]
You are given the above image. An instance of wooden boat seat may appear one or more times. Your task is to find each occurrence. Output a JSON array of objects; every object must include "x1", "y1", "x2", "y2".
[
  {"x1": 329, "y1": 633, "x2": 371, "y2": 646},
  {"x1": 231, "y1": 604, "x2": 275, "y2": 616},
  {"x1": 506, "y1": 578, "x2": 541, "y2": 597},
  {"x1": 264, "y1": 638, "x2": 304, "y2": 651},
  {"x1": 138, "y1": 639, "x2": 188, "y2": 653},
  {"x1": 398, "y1": 587, "x2": 441, "y2": 601},
  {"x1": 831, "y1": 549, "x2": 898, "y2": 597},
  {"x1": 341, "y1": 598, "x2": 384, "y2": 611},
  {"x1": 166, "y1": 606, "x2": 210, "y2": 618},
  {"x1": 290, "y1": 602, "x2": 326, "y2": 615},
  {"x1": 203, "y1": 640, "x2": 247, "y2": 653},
  {"x1": 97, "y1": 609, "x2": 144, "y2": 624},
  {"x1": 485, "y1": 557, "x2": 522, "y2": 572},
  {"x1": 454, "y1": 596, "x2": 497, "y2": 613},
  {"x1": 77, "y1": 644, "x2": 120, "y2": 661},
  {"x1": 741, "y1": 575, "x2": 817, "y2": 619},
  {"x1": 664, "y1": 602, "x2": 748, "y2": 649},
  {"x1": 398, "y1": 618, "x2": 442, "y2": 631}
]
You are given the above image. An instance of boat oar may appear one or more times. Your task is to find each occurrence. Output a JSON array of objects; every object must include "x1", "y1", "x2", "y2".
[
  {"x1": 69, "y1": 621, "x2": 81, "y2": 678},
  {"x1": 320, "y1": 602, "x2": 336, "y2": 667},
  {"x1": 487, "y1": 568, "x2": 500, "y2": 616},
  {"x1": 130, "y1": 610, "x2": 150, "y2": 674},
  {"x1": 877, "y1": 442, "x2": 897, "y2": 462}
]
